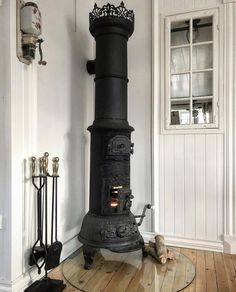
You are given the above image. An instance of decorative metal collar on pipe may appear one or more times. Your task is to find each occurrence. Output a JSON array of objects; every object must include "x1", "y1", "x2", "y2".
[{"x1": 89, "y1": 2, "x2": 134, "y2": 25}]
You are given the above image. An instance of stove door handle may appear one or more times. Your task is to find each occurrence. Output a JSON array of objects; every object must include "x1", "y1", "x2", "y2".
[{"x1": 134, "y1": 204, "x2": 152, "y2": 226}]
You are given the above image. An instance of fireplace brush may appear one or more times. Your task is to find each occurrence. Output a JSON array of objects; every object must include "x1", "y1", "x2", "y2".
[{"x1": 26, "y1": 153, "x2": 66, "y2": 292}]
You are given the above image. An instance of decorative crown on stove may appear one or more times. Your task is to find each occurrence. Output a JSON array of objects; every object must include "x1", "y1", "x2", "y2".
[{"x1": 89, "y1": 2, "x2": 134, "y2": 26}]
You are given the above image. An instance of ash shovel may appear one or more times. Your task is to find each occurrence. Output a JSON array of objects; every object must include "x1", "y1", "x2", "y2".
[
  {"x1": 29, "y1": 157, "x2": 47, "y2": 274},
  {"x1": 45, "y1": 158, "x2": 62, "y2": 270}
]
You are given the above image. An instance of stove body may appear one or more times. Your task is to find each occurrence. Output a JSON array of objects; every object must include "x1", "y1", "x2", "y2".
[{"x1": 78, "y1": 2, "x2": 144, "y2": 269}]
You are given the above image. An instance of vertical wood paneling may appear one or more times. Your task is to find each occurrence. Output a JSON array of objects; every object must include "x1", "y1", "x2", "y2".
[
  {"x1": 195, "y1": 135, "x2": 206, "y2": 239},
  {"x1": 164, "y1": 135, "x2": 175, "y2": 235},
  {"x1": 174, "y1": 135, "x2": 185, "y2": 236},
  {"x1": 233, "y1": 0, "x2": 236, "y2": 239},
  {"x1": 205, "y1": 135, "x2": 217, "y2": 241},
  {"x1": 157, "y1": 0, "x2": 225, "y2": 246},
  {"x1": 160, "y1": 0, "x2": 193, "y2": 11},
  {"x1": 224, "y1": 1, "x2": 236, "y2": 241},
  {"x1": 159, "y1": 0, "x2": 221, "y2": 14},
  {"x1": 159, "y1": 135, "x2": 165, "y2": 234},
  {"x1": 184, "y1": 135, "x2": 195, "y2": 238},
  {"x1": 217, "y1": 134, "x2": 224, "y2": 241},
  {"x1": 159, "y1": 133, "x2": 224, "y2": 242}
]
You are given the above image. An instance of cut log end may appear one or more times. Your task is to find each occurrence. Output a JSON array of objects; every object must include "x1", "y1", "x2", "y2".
[{"x1": 144, "y1": 234, "x2": 176, "y2": 264}]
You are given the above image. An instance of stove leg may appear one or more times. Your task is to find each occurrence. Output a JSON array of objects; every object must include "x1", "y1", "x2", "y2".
[
  {"x1": 142, "y1": 247, "x2": 148, "y2": 258},
  {"x1": 83, "y1": 245, "x2": 99, "y2": 270}
]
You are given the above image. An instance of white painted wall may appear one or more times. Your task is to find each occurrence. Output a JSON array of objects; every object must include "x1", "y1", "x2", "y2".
[
  {"x1": 0, "y1": 0, "x2": 13, "y2": 287},
  {"x1": 156, "y1": 0, "x2": 225, "y2": 249},
  {"x1": 159, "y1": 134, "x2": 224, "y2": 243},
  {"x1": 223, "y1": 0, "x2": 236, "y2": 253},
  {"x1": 36, "y1": 0, "x2": 94, "y2": 248},
  {"x1": 0, "y1": 3, "x2": 5, "y2": 282},
  {"x1": 128, "y1": 0, "x2": 152, "y2": 232},
  {"x1": 151, "y1": 0, "x2": 236, "y2": 253},
  {"x1": 159, "y1": 0, "x2": 222, "y2": 14}
]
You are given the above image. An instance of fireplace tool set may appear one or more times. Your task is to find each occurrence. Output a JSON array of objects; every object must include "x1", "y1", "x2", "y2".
[{"x1": 25, "y1": 153, "x2": 66, "y2": 292}]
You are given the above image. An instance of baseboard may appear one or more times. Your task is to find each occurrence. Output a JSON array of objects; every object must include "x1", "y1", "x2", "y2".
[
  {"x1": 60, "y1": 234, "x2": 81, "y2": 261},
  {"x1": 9, "y1": 235, "x2": 81, "y2": 292},
  {"x1": 224, "y1": 236, "x2": 236, "y2": 254},
  {"x1": 142, "y1": 232, "x2": 223, "y2": 252},
  {"x1": 0, "y1": 281, "x2": 11, "y2": 292}
]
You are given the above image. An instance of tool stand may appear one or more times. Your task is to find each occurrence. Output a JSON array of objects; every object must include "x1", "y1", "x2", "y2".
[{"x1": 25, "y1": 153, "x2": 66, "y2": 292}]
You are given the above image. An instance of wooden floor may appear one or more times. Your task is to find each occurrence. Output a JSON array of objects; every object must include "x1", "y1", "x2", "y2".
[{"x1": 49, "y1": 248, "x2": 236, "y2": 292}]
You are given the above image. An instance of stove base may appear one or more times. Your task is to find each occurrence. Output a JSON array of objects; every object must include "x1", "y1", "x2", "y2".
[
  {"x1": 24, "y1": 278, "x2": 66, "y2": 292},
  {"x1": 82, "y1": 244, "x2": 147, "y2": 270},
  {"x1": 78, "y1": 212, "x2": 144, "y2": 269},
  {"x1": 78, "y1": 212, "x2": 144, "y2": 249}
]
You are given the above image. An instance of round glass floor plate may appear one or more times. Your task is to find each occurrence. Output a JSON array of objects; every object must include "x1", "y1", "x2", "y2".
[{"x1": 62, "y1": 248, "x2": 195, "y2": 292}]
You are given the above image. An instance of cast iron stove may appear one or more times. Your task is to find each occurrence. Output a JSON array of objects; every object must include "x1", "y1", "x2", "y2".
[{"x1": 78, "y1": 2, "x2": 147, "y2": 269}]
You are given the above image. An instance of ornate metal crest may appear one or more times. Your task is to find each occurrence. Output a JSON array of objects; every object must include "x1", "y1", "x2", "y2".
[{"x1": 89, "y1": 2, "x2": 134, "y2": 26}]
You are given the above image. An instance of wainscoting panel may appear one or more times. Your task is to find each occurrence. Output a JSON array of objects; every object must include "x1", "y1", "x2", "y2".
[
  {"x1": 159, "y1": 134, "x2": 224, "y2": 242},
  {"x1": 159, "y1": 0, "x2": 222, "y2": 14}
]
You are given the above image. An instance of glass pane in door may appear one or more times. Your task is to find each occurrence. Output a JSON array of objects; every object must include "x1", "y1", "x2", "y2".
[
  {"x1": 192, "y1": 71, "x2": 213, "y2": 97},
  {"x1": 192, "y1": 44, "x2": 213, "y2": 70},
  {"x1": 192, "y1": 17, "x2": 213, "y2": 43},
  {"x1": 171, "y1": 74, "x2": 190, "y2": 98},
  {"x1": 192, "y1": 99, "x2": 213, "y2": 124},
  {"x1": 171, "y1": 100, "x2": 190, "y2": 125},
  {"x1": 171, "y1": 47, "x2": 190, "y2": 73},
  {"x1": 171, "y1": 20, "x2": 190, "y2": 46}
]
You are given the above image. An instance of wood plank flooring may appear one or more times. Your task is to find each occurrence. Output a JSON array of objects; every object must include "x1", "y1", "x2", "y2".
[{"x1": 48, "y1": 248, "x2": 236, "y2": 292}]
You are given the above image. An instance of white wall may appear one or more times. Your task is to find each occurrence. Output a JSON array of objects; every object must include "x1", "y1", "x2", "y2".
[
  {"x1": 37, "y1": 0, "x2": 94, "y2": 247},
  {"x1": 159, "y1": 0, "x2": 222, "y2": 14},
  {"x1": 0, "y1": 0, "x2": 13, "y2": 287},
  {"x1": 159, "y1": 134, "x2": 224, "y2": 243},
  {"x1": 152, "y1": 0, "x2": 236, "y2": 253},
  {"x1": 0, "y1": 2, "x2": 5, "y2": 283},
  {"x1": 128, "y1": 0, "x2": 152, "y2": 232},
  {"x1": 156, "y1": 0, "x2": 224, "y2": 249},
  {"x1": 223, "y1": 0, "x2": 236, "y2": 253}
]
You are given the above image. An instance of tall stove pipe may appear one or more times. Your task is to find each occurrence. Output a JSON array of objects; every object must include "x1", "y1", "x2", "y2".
[{"x1": 78, "y1": 2, "x2": 144, "y2": 269}]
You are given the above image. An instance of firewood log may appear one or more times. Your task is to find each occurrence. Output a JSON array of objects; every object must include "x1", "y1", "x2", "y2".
[
  {"x1": 144, "y1": 235, "x2": 176, "y2": 264},
  {"x1": 155, "y1": 235, "x2": 168, "y2": 258},
  {"x1": 144, "y1": 245, "x2": 167, "y2": 264},
  {"x1": 148, "y1": 241, "x2": 155, "y2": 248},
  {"x1": 166, "y1": 249, "x2": 176, "y2": 261},
  {"x1": 144, "y1": 246, "x2": 158, "y2": 260}
]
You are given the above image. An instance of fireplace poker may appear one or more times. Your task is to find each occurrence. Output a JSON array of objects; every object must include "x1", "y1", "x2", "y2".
[{"x1": 45, "y1": 157, "x2": 62, "y2": 270}]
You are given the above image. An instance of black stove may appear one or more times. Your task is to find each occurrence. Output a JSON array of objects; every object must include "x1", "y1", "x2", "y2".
[{"x1": 78, "y1": 2, "x2": 144, "y2": 269}]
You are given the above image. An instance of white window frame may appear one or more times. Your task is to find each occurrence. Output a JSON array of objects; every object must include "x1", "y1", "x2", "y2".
[{"x1": 163, "y1": 8, "x2": 220, "y2": 132}]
